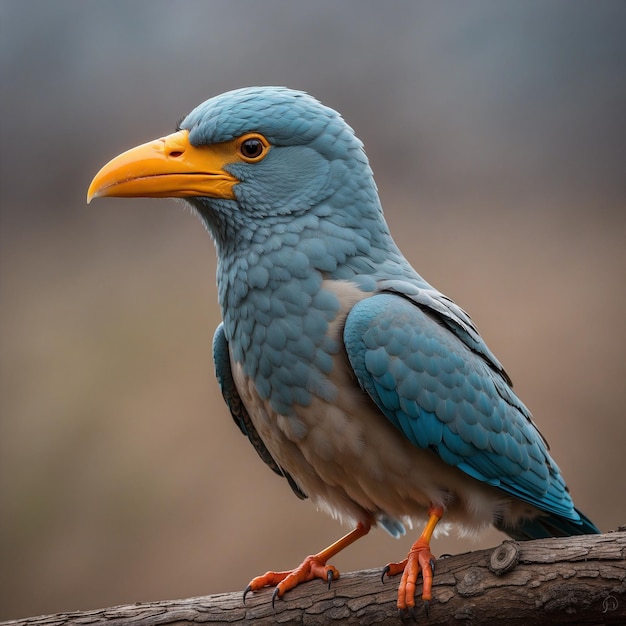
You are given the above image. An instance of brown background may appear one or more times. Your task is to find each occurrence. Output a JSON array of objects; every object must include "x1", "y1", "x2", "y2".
[{"x1": 1, "y1": 1, "x2": 625, "y2": 620}]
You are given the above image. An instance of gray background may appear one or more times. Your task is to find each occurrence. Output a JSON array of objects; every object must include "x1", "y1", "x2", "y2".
[{"x1": 1, "y1": 1, "x2": 625, "y2": 620}]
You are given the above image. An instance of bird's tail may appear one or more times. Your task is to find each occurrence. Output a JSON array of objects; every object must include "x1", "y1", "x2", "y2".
[{"x1": 498, "y1": 507, "x2": 600, "y2": 541}]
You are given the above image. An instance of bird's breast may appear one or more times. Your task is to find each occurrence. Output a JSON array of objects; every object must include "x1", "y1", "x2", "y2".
[{"x1": 222, "y1": 275, "x2": 369, "y2": 415}]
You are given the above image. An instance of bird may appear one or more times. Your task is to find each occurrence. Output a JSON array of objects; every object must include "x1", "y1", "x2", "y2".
[{"x1": 87, "y1": 86, "x2": 599, "y2": 618}]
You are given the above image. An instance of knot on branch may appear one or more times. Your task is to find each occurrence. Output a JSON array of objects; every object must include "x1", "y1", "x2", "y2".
[{"x1": 489, "y1": 539, "x2": 520, "y2": 575}]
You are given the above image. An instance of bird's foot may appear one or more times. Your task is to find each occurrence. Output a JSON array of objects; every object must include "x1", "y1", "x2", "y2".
[
  {"x1": 244, "y1": 555, "x2": 339, "y2": 606},
  {"x1": 242, "y1": 522, "x2": 370, "y2": 607},
  {"x1": 383, "y1": 538, "x2": 436, "y2": 619},
  {"x1": 382, "y1": 504, "x2": 442, "y2": 618}
]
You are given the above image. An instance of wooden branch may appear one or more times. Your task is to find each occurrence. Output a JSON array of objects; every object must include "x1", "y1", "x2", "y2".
[{"x1": 4, "y1": 531, "x2": 625, "y2": 625}]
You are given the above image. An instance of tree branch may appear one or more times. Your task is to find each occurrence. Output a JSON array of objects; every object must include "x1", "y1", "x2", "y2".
[{"x1": 4, "y1": 531, "x2": 625, "y2": 625}]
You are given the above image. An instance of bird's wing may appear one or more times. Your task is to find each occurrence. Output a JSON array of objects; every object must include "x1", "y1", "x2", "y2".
[
  {"x1": 213, "y1": 323, "x2": 307, "y2": 499},
  {"x1": 343, "y1": 291, "x2": 578, "y2": 521},
  {"x1": 376, "y1": 278, "x2": 514, "y2": 387}
]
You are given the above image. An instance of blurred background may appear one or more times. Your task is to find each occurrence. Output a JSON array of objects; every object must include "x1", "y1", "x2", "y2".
[{"x1": 1, "y1": 0, "x2": 625, "y2": 620}]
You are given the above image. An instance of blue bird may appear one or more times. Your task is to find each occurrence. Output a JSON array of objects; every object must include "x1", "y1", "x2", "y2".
[{"x1": 88, "y1": 87, "x2": 599, "y2": 616}]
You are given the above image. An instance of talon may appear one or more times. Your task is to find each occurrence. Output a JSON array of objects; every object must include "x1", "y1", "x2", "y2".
[
  {"x1": 271, "y1": 586, "x2": 280, "y2": 609},
  {"x1": 423, "y1": 599, "x2": 430, "y2": 620},
  {"x1": 243, "y1": 584, "x2": 252, "y2": 604},
  {"x1": 409, "y1": 605, "x2": 419, "y2": 621},
  {"x1": 381, "y1": 564, "x2": 391, "y2": 584},
  {"x1": 327, "y1": 568, "x2": 334, "y2": 589},
  {"x1": 429, "y1": 558, "x2": 436, "y2": 576}
]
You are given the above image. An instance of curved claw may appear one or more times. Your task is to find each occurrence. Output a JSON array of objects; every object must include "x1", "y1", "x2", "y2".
[
  {"x1": 243, "y1": 584, "x2": 252, "y2": 604},
  {"x1": 327, "y1": 568, "x2": 334, "y2": 589},
  {"x1": 399, "y1": 602, "x2": 428, "y2": 622},
  {"x1": 271, "y1": 586, "x2": 280, "y2": 609},
  {"x1": 381, "y1": 564, "x2": 391, "y2": 584}
]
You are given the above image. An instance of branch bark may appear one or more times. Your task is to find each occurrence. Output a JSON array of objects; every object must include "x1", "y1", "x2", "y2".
[{"x1": 4, "y1": 531, "x2": 625, "y2": 625}]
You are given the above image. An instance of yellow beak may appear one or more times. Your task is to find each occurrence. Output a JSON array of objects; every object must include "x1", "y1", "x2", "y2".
[{"x1": 87, "y1": 130, "x2": 239, "y2": 203}]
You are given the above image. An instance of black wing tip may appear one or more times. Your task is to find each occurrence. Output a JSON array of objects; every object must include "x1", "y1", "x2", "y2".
[{"x1": 500, "y1": 508, "x2": 600, "y2": 540}]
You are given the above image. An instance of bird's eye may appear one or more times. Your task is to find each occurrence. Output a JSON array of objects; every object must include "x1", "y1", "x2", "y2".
[
  {"x1": 238, "y1": 134, "x2": 269, "y2": 162},
  {"x1": 241, "y1": 139, "x2": 263, "y2": 158}
]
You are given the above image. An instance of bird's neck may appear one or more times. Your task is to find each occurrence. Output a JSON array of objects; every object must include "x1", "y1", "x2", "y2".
[{"x1": 213, "y1": 198, "x2": 407, "y2": 319}]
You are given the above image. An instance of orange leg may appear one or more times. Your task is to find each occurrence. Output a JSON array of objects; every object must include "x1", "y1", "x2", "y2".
[
  {"x1": 383, "y1": 504, "x2": 443, "y2": 618},
  {"x1": 244, "y1": 520, "x2": 371, "y2": 605}
]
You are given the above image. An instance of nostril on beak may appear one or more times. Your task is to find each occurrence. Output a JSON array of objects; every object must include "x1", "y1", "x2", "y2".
[{"x1": 169, "y1": 150, "x2": 183, "y2": 158}]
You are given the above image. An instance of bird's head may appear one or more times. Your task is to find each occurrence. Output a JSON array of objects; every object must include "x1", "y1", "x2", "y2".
[{"x1": 88, "y1": 87, "x2": 381, "y2": 247}]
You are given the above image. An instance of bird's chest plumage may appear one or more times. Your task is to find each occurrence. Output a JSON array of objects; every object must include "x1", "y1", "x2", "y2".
[{"x1": 222, "y1": 261, "x2": 347, "y2": 412}]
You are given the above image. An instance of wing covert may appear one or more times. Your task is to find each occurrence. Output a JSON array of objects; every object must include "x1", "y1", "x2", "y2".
[{"x1": 343, "y1": 293, "x2": 577, "y2": 520}]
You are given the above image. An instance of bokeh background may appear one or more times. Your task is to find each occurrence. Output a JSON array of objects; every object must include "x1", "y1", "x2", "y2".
[{"x1": 1, "y1": 0, "x2": 625, "y2": 620}]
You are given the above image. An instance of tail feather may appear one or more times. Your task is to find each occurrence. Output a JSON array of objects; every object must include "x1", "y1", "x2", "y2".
[{"x1": 498, "y1": 507, "x2": 600, "y2": 541}]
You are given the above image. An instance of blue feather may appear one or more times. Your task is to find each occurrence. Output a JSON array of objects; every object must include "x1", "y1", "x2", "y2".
[{"x1": 344, "y1": 293, "x2": 594, "y2": 528}]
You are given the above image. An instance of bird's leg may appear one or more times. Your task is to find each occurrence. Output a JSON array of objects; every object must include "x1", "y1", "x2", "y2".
[
  {"x1": 244, "y1": 520, "x2": 371, "y2": 604},
  {"x1": 383, "y1": 504, "x2": 443, "y2": 617}
]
